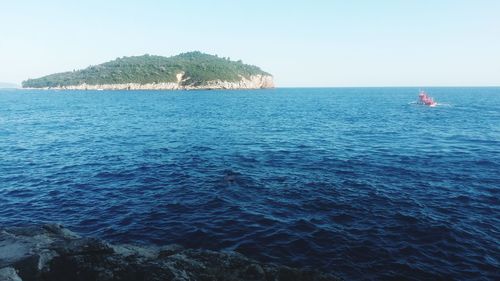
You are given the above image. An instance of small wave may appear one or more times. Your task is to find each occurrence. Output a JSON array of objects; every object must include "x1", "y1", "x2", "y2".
[{"x1": 408, "y1": 101, "x2": 452, "y2": 107}]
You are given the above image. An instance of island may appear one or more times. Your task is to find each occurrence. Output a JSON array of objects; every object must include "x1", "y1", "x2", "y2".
[{"x1": 22, "y1": 52, "x2": 274, "y2": 90}]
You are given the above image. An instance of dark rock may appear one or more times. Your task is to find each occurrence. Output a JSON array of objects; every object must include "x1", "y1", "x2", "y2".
[
  {"x1": 42, "y1": 224, "x2": 79, "y2": 240},
  {"x1": 0, "y1": 224, "x2": 341, "y2": 281},
  {"x1": 241, "y1": 263, "x2": 265, "y2": 280},
  {"x1": 158, "y1": 244, "x2": 185, "y2": 258},
  {"x1": 51, "y1": 238, "x2": 114, "y2": 256},
  {"x1": 13, "y1": 254, "x2": 47, "y2": 281},
  {"x1": 0, "y1": 267, "x2": 23, "y2": 281}
]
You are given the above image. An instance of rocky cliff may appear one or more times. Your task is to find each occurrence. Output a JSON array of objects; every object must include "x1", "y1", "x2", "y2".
[
  {"x1": 43, "y1": 74, "x2": 274, "y2": 91},
  {"x1": 0, "y1": 224, "x2": 339, "y2": 281}
]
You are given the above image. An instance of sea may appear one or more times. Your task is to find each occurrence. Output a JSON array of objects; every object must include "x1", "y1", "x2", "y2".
[{"x1": 0, "y1": 87, "x2": 498, "y2": 280}]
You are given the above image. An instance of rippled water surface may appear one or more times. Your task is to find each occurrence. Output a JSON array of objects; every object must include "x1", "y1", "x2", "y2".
[{"x1": 1, "y1": 88, "x2": 499, "y2": 280}]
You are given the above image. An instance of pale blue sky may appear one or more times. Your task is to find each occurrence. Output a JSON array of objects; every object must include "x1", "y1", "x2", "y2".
[{"x1": 1, "y1": 0, "x2": 499, "y2": 86}]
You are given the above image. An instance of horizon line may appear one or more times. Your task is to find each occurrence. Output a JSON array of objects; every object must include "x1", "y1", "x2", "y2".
[{"x1": 3, "y1": 85, "x2": 500, "y2": 90}]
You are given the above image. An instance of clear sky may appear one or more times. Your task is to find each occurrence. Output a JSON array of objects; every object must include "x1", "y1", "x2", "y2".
[{"x1": 1, "y1": 0, "x2": 499, "y2": 87}]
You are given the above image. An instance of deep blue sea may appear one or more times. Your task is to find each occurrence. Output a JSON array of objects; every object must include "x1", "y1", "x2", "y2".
[{"x1": 0, "y1": 88, "x2": 499, "y2": 280}]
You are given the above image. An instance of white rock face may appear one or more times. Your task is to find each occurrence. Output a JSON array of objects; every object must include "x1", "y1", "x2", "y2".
[{"x1": 40, "y1": 74, "x2": 274, "y2": 91}]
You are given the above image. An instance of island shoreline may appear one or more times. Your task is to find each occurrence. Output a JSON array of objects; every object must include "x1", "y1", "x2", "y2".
[{"x1": 22, "y1": 74, "x2": 274, "y2": 91}]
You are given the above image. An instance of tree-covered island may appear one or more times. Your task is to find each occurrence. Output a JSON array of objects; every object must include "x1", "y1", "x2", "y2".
[{"x1": 22, "y1": 51, "x2": 274, "y2": 90}]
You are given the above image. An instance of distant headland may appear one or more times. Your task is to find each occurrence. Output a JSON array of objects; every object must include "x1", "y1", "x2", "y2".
[{"x1": 22, "y1": 51, "x2": 274, "y2": 90}]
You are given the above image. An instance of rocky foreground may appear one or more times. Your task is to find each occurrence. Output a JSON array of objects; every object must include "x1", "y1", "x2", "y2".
[{"x1": 0, "y1": 224, "x2": 340, "y2": 281}]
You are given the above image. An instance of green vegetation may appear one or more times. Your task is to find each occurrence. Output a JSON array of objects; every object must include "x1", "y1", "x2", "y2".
[{"x1": 22, "y1": 51, "x2": 271, "y2": 88}]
